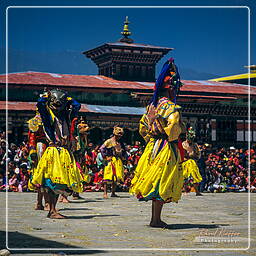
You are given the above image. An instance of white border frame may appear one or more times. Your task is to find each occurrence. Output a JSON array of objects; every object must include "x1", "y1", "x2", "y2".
[{"x1": 5, "y1": 5, "x2": 251, "y2": 252}]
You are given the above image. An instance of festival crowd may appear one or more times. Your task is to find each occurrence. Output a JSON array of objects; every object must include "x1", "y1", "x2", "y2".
[{"x1": 0, "y1": 130, "x2": 255, "y2": 194}]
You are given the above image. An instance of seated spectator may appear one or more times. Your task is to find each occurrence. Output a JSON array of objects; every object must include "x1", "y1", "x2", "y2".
[
  {"x1": 17, "y1": 163, "x2": 29, "y2": 192},
  {"x1": 9, "y1": 168, "x2": 19, "y2": 192}
]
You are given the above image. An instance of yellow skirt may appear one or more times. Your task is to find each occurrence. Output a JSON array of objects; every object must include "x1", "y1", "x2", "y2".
[
  {"x1": 28, "y1": 168, "x2": 36, "y2": 191},
  {"x1": 81, "y1": 167, "x2": 90, "y2": 184},
  {"x1": 103, "y1": 156, "x2": 124, "y2": 183},
  {"x1": 77, "y1": 163, "x2": 90, "y2": 184},
  {"x1": 130, "y1": 138, "x2": 184, "y2": 203},
  {"x1": 182, "y1": 159, "x2": 202, "y2": 183},
  {"x1": 31, "y1": 146, "x2": 84, "y2": 193}
]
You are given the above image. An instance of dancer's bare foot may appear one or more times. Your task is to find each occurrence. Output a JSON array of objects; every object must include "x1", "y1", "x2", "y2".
[
  {"x1": 62, "y1": 197, "x2": 71, "y2": 203},
  {"x1": 47, "y1": 212, "x2": 66, "y2": 219},
  {"x1": 110, "y1": 193, "x2": 119, "y2": 197},
  {"x1": 149, "y1": 220, "x2": 168, "y2": 228},
  {"x1": 103, "y1": 194, "x2": 108, "y2": 199},
  {"x1": 59, "y1": 195, "x2": 70, "y2": 203},
  {"x1": 34, "y1": 204, "x2": 44, "y2": 210},
  {"x1": 44, "y1": 203, "x2": 50, "y2": 211}
]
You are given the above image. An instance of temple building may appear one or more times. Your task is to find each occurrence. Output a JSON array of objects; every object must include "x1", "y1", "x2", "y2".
[
  {"x1": 1, "y1": 17, "x2": 255, "y2": 147},
  {"x1": 84, "y1": 16, "x2": 171, "y2": 82}
]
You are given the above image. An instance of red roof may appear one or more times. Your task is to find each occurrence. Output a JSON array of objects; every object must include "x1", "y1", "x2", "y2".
[{"x1": 0, "y1": 71, "x2": 254, "y2": 96}]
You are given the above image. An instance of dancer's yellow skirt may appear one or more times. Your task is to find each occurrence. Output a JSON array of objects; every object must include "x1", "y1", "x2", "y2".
[
  {"x1": 103, "y1": 156, "x2": 124, "y2": 183},
  {"x1": 76, "y1": 163, "x2": 90, "y2": 184},
  {"x1": 31, "y1": 146, "x2": 84, "y2": 193},
  {"x1": 182, "y1": 159, "x2": 202, "y2": 183},
  {"x1": 28, "y1": 168, "x2": 36, "y2": 191},
  {"x1": 81, "y1": 166, "x2": 90, "y2": 184},
  {"x1": 130, "y1": 138, "x2": 184, "y2": 203}
]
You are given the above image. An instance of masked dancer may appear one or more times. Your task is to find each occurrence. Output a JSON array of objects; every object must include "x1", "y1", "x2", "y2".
[
  {"x1": 30, "y1": 89, "x2": 84, "y2": 219},
  {"x1": 182, "y1": 127, "x2": 203, "y2": 196},
  {"x1": 130, "y1": 58, "x2": 184, "y2": 228},
  {"x1": 28, "y1": 110, "x2": 50, "y2": 210},
  {"x1": 100, "y1": 126, "x2": 127, "y2": 199}
]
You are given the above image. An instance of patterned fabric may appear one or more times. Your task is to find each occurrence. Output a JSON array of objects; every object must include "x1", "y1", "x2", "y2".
[
  {"x1": 103, "y1": 156, "x2": 124, "y2": 183},
  {"x1": 100, "y1": 137, "x2": 127, "y2": 159},
  {"x1": 37, "y1": 96, "x2": 81, "y2": 144},
  {"x1": 29, "y1": 94, "x2": 83, "y2": 193},
  {"x1": 182, "y1": 159, "x2": 202, "y2": 183},
  {"x1": 28, "y1": 114, "x2": 43, "y2": 133},
  {"x1": 130, "y1": 98, "x2": 184, "y2": 203},
  {"x1": 139, "y1": 97, "x2": 182, "y2": 143},
  {"x1": 28, "y1": 114, "x2": 47, "y2": 155},
  {"x1": 31, "y1": 147, "x2": 84, "y2": 193},
  {"x1": 130, "y1": 139, "x2": 183, "y2": 202}
]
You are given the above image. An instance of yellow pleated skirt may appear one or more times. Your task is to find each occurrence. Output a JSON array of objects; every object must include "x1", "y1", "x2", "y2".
[
  {"x1": 77, "y1": 163, "x2": 91, "y2": 184},
  {"x1": 31, "y1": 146, "x2": 84, "y2": 193},
  {"x1": 103, "y1": 156, "x2": 124, "y2": 183},
  {"x1": 28, "y1": 168, "x2": 36, "y2": 191},
  {"x1": 130, "y1": 138, "x2": 184, "y2": 203},
  {"x1": 182, "y1": 159, "x2": 202, "y2": 183}
]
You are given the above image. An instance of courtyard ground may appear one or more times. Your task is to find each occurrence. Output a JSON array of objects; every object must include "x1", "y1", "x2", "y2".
[{"x1": 0, "y1": 191, "x2": 255, "y2": 256}]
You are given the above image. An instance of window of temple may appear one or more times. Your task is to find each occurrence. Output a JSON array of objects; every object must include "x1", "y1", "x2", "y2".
[{"x1": 121, "y1": 65, "x2": 127, "y2": 78}]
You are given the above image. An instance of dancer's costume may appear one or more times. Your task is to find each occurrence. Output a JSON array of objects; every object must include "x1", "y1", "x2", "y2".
[
  {"x1": 130, "y1": 58, "x2": 184, "y2": 203},
  {"x1": 30, "y1": 90, "x2": 84, "y2": 194},
  {"x1": 100, "y1": 127, "x2": 127, "y2": 183},
  {"x1": 72, "y1": 118, "x2": 90, "y2": 184},
  {"x1": 182, "y1": 129, "x2": 202, "y2": 184},
  {"x1": 27, "y1": 112, "x2": 48, "y2": 190},
  {"x1": 28, "y1": 112, "x2": 47, "y2": 159}
]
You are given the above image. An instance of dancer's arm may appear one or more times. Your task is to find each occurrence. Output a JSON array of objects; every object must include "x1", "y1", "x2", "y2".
[
  {"x1": 164, "y1": 110, "x2": 182, "y2": 142},
  {"x1": 139, "y1": 114, "x2": 152, "y2": 142},
  {"x1": 139, "y1": 104, "x2": 157, "y2": 142}
]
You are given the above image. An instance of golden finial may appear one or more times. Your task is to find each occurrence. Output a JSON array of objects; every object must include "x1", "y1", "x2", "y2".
[
  {"x1": 119, "y1": 16, "x2": 133, "y2": 43},
  {"x1": 121, "y1": 16, "x2": 131, "y2": 37}
]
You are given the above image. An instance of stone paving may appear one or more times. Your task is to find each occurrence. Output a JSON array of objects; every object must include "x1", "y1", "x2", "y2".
[{"x1": 0, "y1": 191, "x2": 255, "y2": 256}]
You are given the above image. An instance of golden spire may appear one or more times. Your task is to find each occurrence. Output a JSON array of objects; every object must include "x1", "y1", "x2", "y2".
[
  {"x1": 119, "y1": 16, "x2": 133, "y2": 43},
  {"x1": 121, "y1": 16, "x2": 131, "y2": 37}
]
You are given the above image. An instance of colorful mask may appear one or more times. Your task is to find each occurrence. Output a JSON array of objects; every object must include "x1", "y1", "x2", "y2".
[
  {"x1": 113, "y1": 126, "x2": 124, "y2": 137},
  {"x1": 152, "y1": 58, "x2": 183, "y2": 106},
  {"x1": 186, "y1": 127, "x2": 196, "y2": 141},
  {"x1": 47, "y1": 89, "x2": 68, "y2": 114}
]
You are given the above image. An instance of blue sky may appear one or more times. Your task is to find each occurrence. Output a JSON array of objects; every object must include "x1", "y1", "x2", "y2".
[{"x1": 0, "y1": 0, "x2": 255, "y2": 80}]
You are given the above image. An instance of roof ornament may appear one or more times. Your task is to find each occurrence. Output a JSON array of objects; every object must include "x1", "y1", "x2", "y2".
[
  {"x1": 119, "y1": 16, "x2": 134, "y2": 44},
  {"x1": 244, "y1": 65, "x2": 256, "y2": 73}
]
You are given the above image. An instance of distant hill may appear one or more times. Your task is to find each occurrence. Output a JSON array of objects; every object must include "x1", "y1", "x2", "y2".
[
  {"x1": 1, "y1": 48, "x2": 222, "y2": 80},
  {"x1": 0, "y1": 48, "x2": 97, "y2": 75},
  {"x1": 179, "y1": 67, "x2": 221, "y2": 80}
]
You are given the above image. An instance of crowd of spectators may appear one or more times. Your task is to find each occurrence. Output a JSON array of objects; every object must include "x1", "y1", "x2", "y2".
[
  {"x1": 198, "y1": 144, "x2": 256, "y2": 193},
  {"x1": 0, "y1": 131, "x2": 30, "y2": 192},
  {"x1": 1, "y1": 130, "x2": 255, "y2": 193}
]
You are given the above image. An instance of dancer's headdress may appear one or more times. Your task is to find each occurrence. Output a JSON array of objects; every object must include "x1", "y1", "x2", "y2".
[{"x1": 152, "y1": 58, "x2": 182, "y2": 107}]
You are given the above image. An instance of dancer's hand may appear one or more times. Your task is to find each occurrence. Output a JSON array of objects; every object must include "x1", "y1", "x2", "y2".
[{"x1": 147, "y1": 104, "x2": 157, "y2": 125}]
